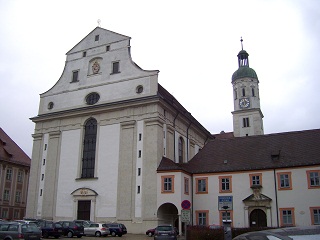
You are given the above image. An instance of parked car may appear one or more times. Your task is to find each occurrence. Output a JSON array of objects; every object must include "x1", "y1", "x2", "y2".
[
  {"x1": 14, "y1": 220, "x2": 39, "y2": 229},
  {"x1": 73, "y1": 220, "x2": 93, "y2": 228},
  {"x1": 84, "y1": 223, "x2": 110, "y2": 237},
  {"x1": 105, "y1": 223, "x2": 127, "y2": 237},
  {"x1": 58, "y1": 221, "x2": 84, "y2": 238},
  {"x1": 154, "y1": 225, "x2": 177, "y2": 240},
  {"x1": 146, "y1": 228, "x2": 155, "y2": 237},
  {"x1": 0, "y1": 221, "x2": 42, "y2": 240},
  {"x1": 40, "y1": 221, "x2": 63, "y2": 238},
  {"x1": 233, "y1": 226, "x2": 320, "y2": 240}
]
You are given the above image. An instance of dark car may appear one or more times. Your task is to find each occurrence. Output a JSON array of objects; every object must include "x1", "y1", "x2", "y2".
[
  {"x1": 0, "y1": 221, "x2": 42, "y2": 240},
  {"x1": 40, "y1": 221, "x2": 63, "y2": 238},
  {"x1": 58, "y1": 221, "x2": 84, "y2": 238},
  {"x1": 105, "y1": 223, "x2": 127, "y2": 237},
  {"x1": 154, "y1": 225, "x2": 177, "y2": 240},
  {"x1": 146, "y1": 228, "x2": 155, "y2": 237},
  {"x1": 233, "y1": 226, "x2": 320, "y2": 240}
]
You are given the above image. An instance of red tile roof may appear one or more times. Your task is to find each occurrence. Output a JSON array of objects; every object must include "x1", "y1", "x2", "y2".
[
  {"x1": 0, "y1": 128, "x2": 31, "y2": 166},
  {"x1": 158, "y1": 129, "x2": 320, "y2": 174}
]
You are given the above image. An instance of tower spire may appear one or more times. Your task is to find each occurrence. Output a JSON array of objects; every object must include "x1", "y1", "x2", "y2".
[
  {"x1": 240, "y1": 37, "x2": 243, "y2": 50},
  {"x1": 237, "y1": 37, "x2": 249, "y2": 68}
]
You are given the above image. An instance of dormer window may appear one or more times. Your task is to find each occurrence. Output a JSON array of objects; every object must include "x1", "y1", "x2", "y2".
[{"x1": 95, "y1": 35, "x2": 99, "y2": 41}]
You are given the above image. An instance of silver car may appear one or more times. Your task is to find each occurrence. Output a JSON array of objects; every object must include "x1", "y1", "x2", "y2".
[{"x1": 84, "y1": 223, "x2": 110, "y2": 237}]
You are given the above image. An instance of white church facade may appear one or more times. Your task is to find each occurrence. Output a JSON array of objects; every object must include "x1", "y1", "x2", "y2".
[
  {"x1": 26, "y1": 27, "x2": 212, "y2": 233},
  {"x1": 26, "y1": 27, "x2": 320, "y2": 234}
]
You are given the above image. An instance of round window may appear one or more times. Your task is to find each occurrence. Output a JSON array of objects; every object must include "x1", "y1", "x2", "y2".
[
  {"x1": 48, "y1": 102, "x2": 54, "y2": 110},
  {"x1": 136, "y1": 85, "x2": 143, "y2": 94},
  {"x1": 86, "y1": 92, "x2": 100, "y2": 105}
]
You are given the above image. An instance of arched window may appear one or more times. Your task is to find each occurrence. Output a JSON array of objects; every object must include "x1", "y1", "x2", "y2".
[
  {"x1": 82, "y1": 118, "x2": 97, "y2": 178},
  {"x1": 178, "y1": 137, "x2": 184, "y2": 163},
  {"x1": 242, "y1": 88, "x2": 246, "y2": 97}
]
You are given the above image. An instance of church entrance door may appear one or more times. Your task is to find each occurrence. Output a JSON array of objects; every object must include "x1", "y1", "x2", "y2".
[
  {"x1": 250, "y1": 209, "x2": 267, "y2": 227},
  {"x1": 77, "y1": 200, "x2": 91, "y2": 220}
]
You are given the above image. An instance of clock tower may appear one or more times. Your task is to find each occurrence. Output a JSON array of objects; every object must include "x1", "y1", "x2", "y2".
[{"x1": 231, "y1": 39, "x2": 264, "y2": 137}]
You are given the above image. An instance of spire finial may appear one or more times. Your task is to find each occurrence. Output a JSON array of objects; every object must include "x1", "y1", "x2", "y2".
[
  {"x1": 240, "y1": 37, "x2": 243, "y2": 50},
  {"x1": 97, "y1": 19, "x2": 101, "y2": 27}
]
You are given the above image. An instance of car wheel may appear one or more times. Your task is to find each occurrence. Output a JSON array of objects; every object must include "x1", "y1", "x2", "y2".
[
  {"x1": 148, "y1": 232, "x2": 153, "y2": 237},
  {"x1": 43, "y1": 232, "x2": 49, "y2": 238},
  {"x1": 77, "y1": 235, "x2": 82, "y2": 238},
  {"x1": 54, "y1": 236, "x2": 60, "y2": 239},
  {"x1": 95, "y1": 231, "x2": 101, "y2": 237},
  {"x1": 118, "y1": 234, "x2": 122, "y2": 237},
  {"x1": 111, "y1": 232, "x2": 116, "y2": 237},
  {"x1": 67, "y1": 231, "x2": 74, "y2": 238}
]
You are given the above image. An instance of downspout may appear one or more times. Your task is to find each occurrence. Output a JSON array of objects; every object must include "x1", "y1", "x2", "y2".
[
  {"x1": 273, "y1": 169, "x2": 279, "y2": 227},
  {"x1": 173, "y1": 112, "x2": 179, "y2": 162},
  {"x1": 186, "y1": 122, "x2": 192, "y2": 161},
  {"x1": 191, "y1": 176, "x2": 194, "y2": 226}
]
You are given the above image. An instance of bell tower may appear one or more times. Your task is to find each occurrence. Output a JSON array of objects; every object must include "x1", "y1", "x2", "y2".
[{"x1": 231, "y1": 38, "x2": 264, "y2": 137}]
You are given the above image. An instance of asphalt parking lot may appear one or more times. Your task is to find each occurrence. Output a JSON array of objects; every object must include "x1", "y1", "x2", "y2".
[{"x1": 80, "y1": 234, "x2": 185, "y2": 240}]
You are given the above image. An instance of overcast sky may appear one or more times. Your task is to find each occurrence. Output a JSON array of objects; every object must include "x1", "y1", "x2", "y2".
[{"x1": 1, "y1": 0, "x2": 320, "y2": 157}]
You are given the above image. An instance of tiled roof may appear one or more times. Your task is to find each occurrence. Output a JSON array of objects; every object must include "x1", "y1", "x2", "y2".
[
  {"x1": 0, "y1": 128, "x2": 31, "y2": 166},
  {"x1": 157, "y1": 129, "x2": 320, "y2": 174},
  {"x1": 157, "y1": 84, "x2": 212, "y2": 138}
]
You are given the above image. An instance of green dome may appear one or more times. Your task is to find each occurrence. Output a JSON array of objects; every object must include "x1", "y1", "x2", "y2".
[{"x1": 232, "y1": 66, "x2": 258, "y2": 82}]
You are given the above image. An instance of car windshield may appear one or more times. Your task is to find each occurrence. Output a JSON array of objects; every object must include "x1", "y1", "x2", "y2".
[
  {"x1": 157, "y1": 226, "x2": 172, "y2": 231},
  {"x1": 22, "y1": 224, "x2": 40, "y2": 233}
]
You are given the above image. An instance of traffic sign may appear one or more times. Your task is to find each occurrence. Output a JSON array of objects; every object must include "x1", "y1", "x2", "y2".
[
  {"x1": 181, "y1": 209, "x2": 191, "y2": 222},
  {"x1": 218, "y1": 196, "x2": 233, "y2": 210},
  {"x1": 181, "y1": 200, "x2": 191, "y2": 210}
]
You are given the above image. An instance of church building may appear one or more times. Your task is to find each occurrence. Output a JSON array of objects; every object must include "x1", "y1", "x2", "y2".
[
  {"x1": 26, "y1": 27, "x2": 320, "y2": 234},
  {"x1": 26, "y1": 27, "x2": 212, "y2": 233}
]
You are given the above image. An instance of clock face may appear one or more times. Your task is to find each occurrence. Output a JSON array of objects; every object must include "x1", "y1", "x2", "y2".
[{"x1": 239, "y1": 98, "x2": 250, "y2": 108}]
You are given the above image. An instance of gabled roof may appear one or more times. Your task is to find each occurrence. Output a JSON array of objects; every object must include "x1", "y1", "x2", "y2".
[
  {"x1": 67, "y1": 27, "x2": 130, "y2": 55},
  {"x1": 0, "y1": 128, "x2": 31, "y2": 166},
  {"x1": 157, "y1": 129, "x2": 320, "y2": 174}
]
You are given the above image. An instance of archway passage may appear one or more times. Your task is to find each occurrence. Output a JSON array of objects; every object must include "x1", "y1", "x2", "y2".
[
  {"x1": 157, "y1": 203, "x2": 178, "y2": 226},
  {"x1": 250, "y1": 209, "x2": 267, "y2": 227}
]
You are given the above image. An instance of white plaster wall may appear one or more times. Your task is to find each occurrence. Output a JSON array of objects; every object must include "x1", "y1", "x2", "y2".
[
  {"x1": 192, "y1": 168, "x2": 320, "y2": 227},
  {"x1": 56, "y1": 129, "x2": 81, "y2": 218},
  {"x1": 40, "y1": 76, "x2": 154, "y2": 114},
  {"x1": 95, "y1": 124, "x2": 120, "y2": 218},
  {"x1": 157, "y1": 172, "x2": 182, "y2": 209},
  {"x1": 56, "y1": 124, "x2": 121, "y2": 219},
  {"x1": 276, "y1": 167, "x2": 320, "y2": 226}
]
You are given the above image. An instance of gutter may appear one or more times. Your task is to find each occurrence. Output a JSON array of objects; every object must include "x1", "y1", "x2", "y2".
[{"x1": 273, "y1": 169, "x2": 279, "y2": 227}]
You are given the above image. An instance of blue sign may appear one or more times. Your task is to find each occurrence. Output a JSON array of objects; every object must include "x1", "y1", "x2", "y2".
[{"x1": 218, "y1": 196, "x2": 233, "y2": 210}]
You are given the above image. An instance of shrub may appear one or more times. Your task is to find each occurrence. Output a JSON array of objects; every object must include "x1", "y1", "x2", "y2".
[{"x1": 186, "y1": 225, "x2": 224, "y2": 240}]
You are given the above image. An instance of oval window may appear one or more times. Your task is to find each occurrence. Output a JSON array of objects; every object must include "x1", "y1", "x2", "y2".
[
  {"x1": 48, "y1": 102, "x2": 54, "y2": 110},
  {"x1": 136, "y1": 85, "x2": 143, "y2": 94},
  {"x1": 86, "y1": 92, "x2": 100, "y2": 105}
]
